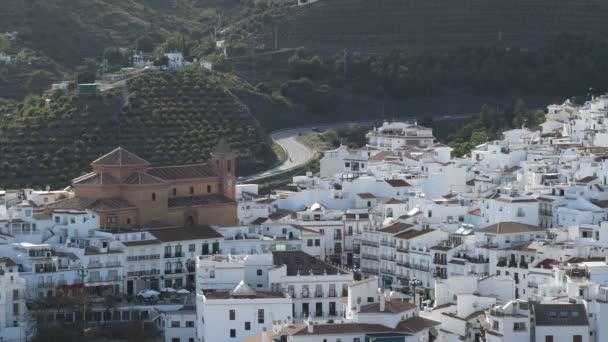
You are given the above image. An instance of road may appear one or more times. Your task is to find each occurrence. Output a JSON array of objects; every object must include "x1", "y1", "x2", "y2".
[
  {"x1": 240, "y1": 121, "x2": 374, "y2": 183},
  {"x1": 239, "y1": 115, "x2": 474, "y2": 183}
]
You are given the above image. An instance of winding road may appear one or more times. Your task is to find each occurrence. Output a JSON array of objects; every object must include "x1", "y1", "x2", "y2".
[
  {"x1": 240, "y1": 115, "x2": 472, "y2": 183},
  {"x1": 240, "y1": 121, "x2": 373, "y2": 182}
]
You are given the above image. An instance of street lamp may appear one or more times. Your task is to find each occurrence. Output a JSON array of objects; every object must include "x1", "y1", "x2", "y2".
[
  {"x1": 409, "y1": 278, "x2": 423, "y2": 308},
  {"x1": 77, "y1": 268, "x2": 88, "y2": 337}
]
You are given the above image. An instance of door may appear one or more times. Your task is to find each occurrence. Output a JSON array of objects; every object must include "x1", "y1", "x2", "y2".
[
  {"x1": 347, "y1": 253, "x2": 353, "y2": 266},
  {"x1": 212, "y1": 242, "x2": 220, "y2": 254},
  {"x1": 315, "y1": 302, "x2": 323, "y2": 317},
  {"x1": 302, "y1": 303, "x2": 309, "y2": 318},
  {"x1": 127, "y1": 280, "x2": 133, "y2": 295},
  {"x1": 202, "y1": 243, "x2": 209, "y2": 255}
]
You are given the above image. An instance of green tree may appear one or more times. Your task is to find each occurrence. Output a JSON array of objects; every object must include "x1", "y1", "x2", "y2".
[
  {"x1": 135, "y1": 35, "x2": 155, "y2": 53},
  {"x1": 26, "y1": 70, "x2": 54, "y2": 95}
]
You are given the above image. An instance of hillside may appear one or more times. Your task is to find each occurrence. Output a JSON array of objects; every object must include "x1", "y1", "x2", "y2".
[
  {"x1": 255, "y1": 0, "x2": 608, "y2": 53},
  {"x1": 0, "y1": 69, "x2": 276, "y2": 188},
  {"x1": 0, "y1": 0, "x2": 227, "y2": 66}
]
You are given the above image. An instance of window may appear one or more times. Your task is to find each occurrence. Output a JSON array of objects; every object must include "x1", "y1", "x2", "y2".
[
  {"x1": 229, "y1": 329, "x2": 236, "y2": 338},
  {"x1": 492, "y1": 321, "x2": 499, "y2": 330},
  {"x1": 367, "y1": 297, "x2": 374, "y2": 303},
  {"x1": 428, "y1": 210, "x2": 432, "y2": 218},
  {"x1": 257, "y1": 269, "x2": 263, "y2": 276},
  {"x1": 513, "y1": 322, "x2": 526, "y2": 331},
  {"x1": 171, "y1": 321, "x2": 180, "y2": 327},
  {"x1": 545, "y1": 336, "x2": 553, "y2": 342},
  {"x1": 152, "y1": 193, "x2": 156, "y2": 201},
  {"x1": 207, "y1": 185, "x2": 212, "y2": 193},
  {"x1": 367, "y1": 201, "x2": 371, "y2": 207},
  {"x1": 307, "y1": 239, "x2": 313, "y2": 247},
  {"x1": 257, "y1": 309, "x2": 264, "y2": 324},
  {"x1": 227, "y1": 160, "x2": 232, "y2": 173},
  {"x1": 172, "y1": 188, "x2": 177, "y2": 196},
  {"x1": 244, "y1": 321, "x2": 251, "y2": 330},
  {"x1": 315, "y1": 239, "x2": 320, "y2": 246},
  {"x1": 573, "y1": 336, "x2": 582, "y2": 342},
  {"x1": 107, "y1": 216, "x2": 117, "y2": 224},
  {"x1": 185, "y1": 321, "x2": 194, "y2": 327},
  {"x1": 229, "y1": 309, "x2": 235, "y2": 320},
  {"x1": 190, "y1": 186, "x2": 194, "y2": 194},
  {"x1": 210, "y1": 270, "x2": 215, "y2": 278},
  {"x1": 172, "y1": 338, "x2": 180, "y2": 342},
  {"x1": 126, "y1": 218, "x2": 131, "y2": 225},
  {"x1": 345, "y1": 162, "x2": 350, "y2": 167},
  {"x1": 189, "y1": 244, "x2": 195, "y2": 252},
  {"x1": 54, "y1": 216, "x2": 60, "y2": 223}
]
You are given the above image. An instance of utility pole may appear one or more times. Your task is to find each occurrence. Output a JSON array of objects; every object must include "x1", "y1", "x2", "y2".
[{"x1": 77, "y1": 268, "x2": 88, "y2": 337}]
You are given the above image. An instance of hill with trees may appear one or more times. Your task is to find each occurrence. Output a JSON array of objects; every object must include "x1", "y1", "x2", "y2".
[{"x1": 0, "y1": 68, "x2": 276, "y2": 188}]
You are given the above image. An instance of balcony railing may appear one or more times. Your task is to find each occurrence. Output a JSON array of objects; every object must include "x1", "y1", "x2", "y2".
[
  {"x1": 361, "y1": 253, "x2": 380, "y2": 261},
  {"x1": 127, "y1": 254, "x2": 161, "y2": 262},
  {"x1": 301, "y1": 291, "x2": 309, "y2": 298},
  {"x1": 315, "y1": 291, "x2": 323, "y2": 298},
  {"x1": 35, "y1": 266, "x2": 57, "y2": 273},
  {"x1": 396, "y1": 262, "x2": 429, "y2": 272},
  {"x1": 396, "y1": 246, "x2": 409, "y2": 253},
  {"x1": 379, "y1": 268, "x2": 394, "y2": 275},
  {"x1": 380, "y1": 240, "x2": 396, "y2": 247},
  {"x1": 164, "y1": 252, "x2": 184, "y2": 259},
  {"x1": 433, "y1": 258, "x2": 447, "y2": 265},
  {"x1": 361, "y1": 241, "x2": 379, "y2": 247},
  {"x1": 328, "y1": 290, "x2": 336, "y2": 297},
  {"x1": 127, "y1": 269, "x2": 160, "y2": 277},
  {"x1": 380, "y1": 254, "x2": 396, "y2": 261},
  {"x1": 165, "y1": 269, "x2": 184, "y2": 275},
  {"x1": 360, "y1": 267, "x2": 377, "y2": 274}
]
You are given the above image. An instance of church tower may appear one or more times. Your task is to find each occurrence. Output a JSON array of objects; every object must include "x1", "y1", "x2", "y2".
[{"x1": 211, "y1": 138, "x2": 236, "y2": 200}]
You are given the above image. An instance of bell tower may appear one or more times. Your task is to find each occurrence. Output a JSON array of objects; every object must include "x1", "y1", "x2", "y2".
[{"x1": 211, "y1": 138, "x2": 236, "y2": 200}]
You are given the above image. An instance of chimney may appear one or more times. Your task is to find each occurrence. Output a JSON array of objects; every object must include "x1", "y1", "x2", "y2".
[{"x1": 379, "y1": 290, "x2": 386, "y2": 312}]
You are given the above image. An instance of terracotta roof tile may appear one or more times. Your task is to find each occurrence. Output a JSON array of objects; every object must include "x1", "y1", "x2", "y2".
[
  {"x1": 122, "y1": 172, "x2": 166, "y2": 185},
  {"x1": 394, "y1": 228, "x2": 435, "y2": 240},
  {"x1": 167, "y1": 194, "x2": 235, "y2": 208},
  {"x1": 395, "y1": 316, "x2": 441, "y2": 333},
  {"x1": 147, "y1": 225, "x2": 222, "y2": 242},
  {"x1": 359, "y1": 300, "x2": 416, "y2": 314},
  {"x1": 386, "y1": 179, "x2": 411, "y2": 187},
  {"x1": 478, "y1": 222, "x2": 544, "y2": 234},
  {"x1": 91, "y1": 147, "x2": 150, "y2": 166},
  {"x1": 358, "y1": 193, "x2": 376, "y2": 199},
  {"x1": 148, "y1": 164, "x2": 216, "y2": 180}
]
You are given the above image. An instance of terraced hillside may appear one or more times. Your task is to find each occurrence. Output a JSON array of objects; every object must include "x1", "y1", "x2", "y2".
[
  {"x1": 0, "y1": 69, "x2": 276, "y2": 188},
  {"x1": 260, "y1": 0, "x2": 608, "y2": 53}
]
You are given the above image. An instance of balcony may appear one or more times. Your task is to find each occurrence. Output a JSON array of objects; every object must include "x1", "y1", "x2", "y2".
[
  {"x1": 127, "y1": 269, "x2": 160, "y2": 277},
  {"x1": 361, "y1": 241, "x2": 379, "y2": 247},
  {"x1": 396, "y1": 246, "x2": 409, "y2": 253},
  {"x1": 35, "y1": 265, "x2": 57, "y2": 273},
  {"x1": 328, "y1": 289, "x2": 337, "y2": 297},
  {"x1": 127, "y1": 254, "x2": 161, "y2": 262},
  {"x1": 379, "y1": 268, "x2": 394, "y2": 276},
  {"x1": 361, "y1": 253, "x2": 379, "y2": 261},
  {"x1": 315, "y1": 291, "x2": 324, "y2": 298},
  {"x1": 334, "y1": 233, "x2": 342, "y2": 240},
  {"x1": 380, "y1": 254, "x2": 396, "y2": 261},
  {"x1": 380, "y1": 240, "x2": 396, "y2": 247},
  {"x1": 164, "y1": 252, "x2": 184, "y2": 259},
  {"x1": 301, "y1": 291, "x2": 310, "y2": 298},
  {"x1": 433, "y1": 258, "x2": 447, "y2": 265},
  {"x1": 396, "y1": 261, "x2": 409, "y2": 268},
  {"x1": 87, "y1": 262, "x2": 103, "y2": 269},
  {"x1": 360, "y1": 267, "x2": 377, "y2": 274},
  {"x1": 165, "y1": 268, "x2": 184, "y2": 275}
]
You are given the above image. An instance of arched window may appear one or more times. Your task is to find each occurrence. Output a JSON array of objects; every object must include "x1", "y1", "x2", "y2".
[
  {"x1": 189, "y1": 186, "x2": 194, "y2": 195},
  {"x1": 151, "y1": 193, "x2": 156, "y2": 201},
  {"x1": 172, "y1": 188, "x2": 177, "y2": 196},
  {"x1": 207, "y1": 185, "x2": 212, "y2": 193}
]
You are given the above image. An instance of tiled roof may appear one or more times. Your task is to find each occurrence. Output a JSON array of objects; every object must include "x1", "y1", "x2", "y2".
[
  {"x1": 121, "y1": 239, "x2": 162, "y2": 247},
  {"x1": 395, "y1": 316, "x2": 441, "y2": 333},
  {"x1": 533, "y1": 303, "x2": 588, "y2": 326},
  {"x1": 379, "y1": 222, "x2": 413, "y2": 234},
  {"x1": 272, "y1": 251, "x2": 349, "y2": 276},
  {"x1": 468, "y1": 208, "x2": 481, "y2": 216},
  {"x1": 357, "y1": 193, "x2": 376, "y2": 199},
  {"x1": 384, "y1": 198, "x2": 405, "y2": 205},
  {"x1": 385, "y1": 179, "x2": 411, "y2": 187},
  {"x1": 577, "y1": 176, "x2": 598, "y2": 183},
  {"x1": 291, "y1": 323, "x2": 391, "y2": 336},
  {"x1": 478, "y1": 222, "x2": 544, "y2": 234},
  {"x1": 394, "y1": 228, "x2": 435, "y2": 240},
  {"x1": 47, "y1": 197, "x2": 136, "y2": 211},
  {"x1": 494, "y1": 197, "x2": 537, "y2": 203},
  {"x1": 73, "y1": 172, "x2": 120, "y2": 185},
  {"x1": 359, "y1": 300, "x2": 416, "y2": 314},
  {"x1": 167, "y1": 194, "x2": 235, "y2": 208},
  {"x1": 147, "y1": 225, "x2": 222, "y2": 242},
  {"x1": 91, "y1": 147, "x2": 150, "y2": 166},
  {"x1": 148, "y1": 164, "x2": 216, "y2": 180},
  {"x1": 122, "y1": 172, "x2": 166, "y2": 185}
]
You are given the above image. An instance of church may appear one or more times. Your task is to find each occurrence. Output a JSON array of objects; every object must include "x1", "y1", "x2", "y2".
[{"x1": 50, "y1": 140, "x2": 237, "y2": 228}]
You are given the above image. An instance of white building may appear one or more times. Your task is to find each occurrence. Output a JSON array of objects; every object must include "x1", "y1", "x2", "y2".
[{"x1": 198, "y1": 280, "x2": 291, "y2": 342}]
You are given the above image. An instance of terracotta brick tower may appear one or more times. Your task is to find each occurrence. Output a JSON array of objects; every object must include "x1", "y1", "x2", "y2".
[{"x1": 211, "y1": 138, "x2": 236, "y2": 200}]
